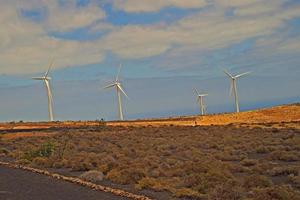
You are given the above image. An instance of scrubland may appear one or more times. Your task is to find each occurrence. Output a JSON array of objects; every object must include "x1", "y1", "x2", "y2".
[{"x1": 1, "y1": 123, "x2": 300, "y2": 200}]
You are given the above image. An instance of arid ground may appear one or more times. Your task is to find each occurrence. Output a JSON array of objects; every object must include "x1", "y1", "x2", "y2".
[{"x1": 0, "y1": 104, "x2": 300, "y2": 200}]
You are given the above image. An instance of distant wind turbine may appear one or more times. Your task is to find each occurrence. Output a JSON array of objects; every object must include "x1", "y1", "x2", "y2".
[
  {"x1": 103, "y1": 64, "x2": 129, "y2": 121},
  {"x1": 32, "y1": 60, "x2": 54, "y2": 121},
  {"x1": 194, "y1": 89, "x2": 208, "y2": 115},
  {"x1": 223, "y1": 69, "x2": 251, "y2": 113}
]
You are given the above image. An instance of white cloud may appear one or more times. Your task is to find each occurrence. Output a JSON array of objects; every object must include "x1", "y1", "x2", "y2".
[
  {"x1": 111, "y1": 0, "x2": 207, "y2": 13},
  {"x1": 0, "y1": 0, "x2": 300, "y2": 75},
  {"x1": 0, "y1": 1, "x2": 106, "y2": 74},
  {"x1": 99, "y1": 3, "x2": 299, "y2": 60},
  {"x1": 45, "y1": 1, "x2": 106, "y2": 32}
]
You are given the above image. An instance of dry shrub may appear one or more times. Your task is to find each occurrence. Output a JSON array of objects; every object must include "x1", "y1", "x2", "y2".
[
  {"x1": 24, "y1": 141, "x2": 55, "y2": 161},
  {"x1": 0, "y1": 147, "x2": 9, "y2": 154},
  {"x1": 192, "y1": 168, "x2": 235, "y2": 194},
  {"x1": 52, "y1": 159, "x2": 68, "y2": 168},
  {"x1": 135, "y1": 177, "x2": 170, "y2": 192},
  {"x1": 227, "y1": 163, "x2": 250, "y2": 174},
  {"x1": 251, "y1": 185, "x2": 300, "y2": 200},
  {"x1": 268, "y1": 166, "x2": 299, "y2": 176},
  {"x1": 288, "y1": 175, "x2": 300, "y2": 188},
  {"x1": 270, "y1": 150, "x2": 299, "y2": 162},
  {"x1": 243, "y1": 174, "x2": 272, "y2": 189},
  {"x1": 106, "y1": 168, "x2": 145, "y2": 184},
  {"x1": 255, "y1": 145, "x2": 269, "y2": 154},
  {"x1": 15, "y1": 158, "x2": 31, "y2": 165},
  {"x1": 79, "y1": 170, "x2": 104, "y2": 182},
  {"x1": 174, "y1": 188, "x2": 207, "y2": 199},
  {"x1": 32, "y1": 157, "x2": 52, "y2": 167},
  {"x1": 241, "y1": 159, "x2": 257, "y2": 167},
  {"x1": 208, "y1": 182, "x2": 242, "y2": 200},
  {"x1": 98, "y1": 164, "x2": 110, "y2": 174}
]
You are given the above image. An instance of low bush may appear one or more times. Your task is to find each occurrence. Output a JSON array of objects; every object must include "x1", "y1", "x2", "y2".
[
  {"x1": 32, "y1": 157, "x2": 52, "y2": 167},
  {"x1": 270, "y1": 150, "x2": 299, "y2": 162},
  {"x1": 251, "y1": 185, "x2": 300, "y2": 200},
  {"x1": 241, "y1": 159, "x2": 257, "y2": 167},
  {"x1": 288, "y1": 175, "x2": 300, "y2": 188},
  {"x1": 268, "y1": 166, "x2": 299, "y2": 176},
  {"x1": 255, "y1": 145, "x2": 269, "y2": 154},
  {"x1": 24, "y1": 141, "x2": 55, "y2": 161},
  {"x1": 243, "y1": 174, "x2": 272, "y2": 189},
  {"x1": 135, "y1": 177, "x2": 171, "y2": 192},
  {"x1": 174, "y1": 188, "x2": 207, "y2": 199},
  {"x1": 106, "y1": 168, "x2": 145, "y2": 184},
  {"x1": 208, "y1": 182, "x2": 243, "y2": 200},
  {"x1": 0, "y1": 147, "x2": 9, "y2": 154},
  {"x1": 79, "y1": 170, "x2": 104, "y2": 182}
]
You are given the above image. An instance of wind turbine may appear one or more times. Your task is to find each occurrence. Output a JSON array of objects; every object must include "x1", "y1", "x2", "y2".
[
  {"x1": 194, "y1": 89, "x2": 208, "y2": 115},
  {"x1": 32, "y1": 60, "x2": 54, "y2": 121},
  {"x1": 223, "y1": 69, "x2": 251, "y2": 113},
  {"x1": 103, "y1": 64, "x2": 129, "y2": 121}
]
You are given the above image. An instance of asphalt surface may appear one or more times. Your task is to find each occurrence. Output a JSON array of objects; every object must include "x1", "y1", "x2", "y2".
[{"x1": 0, "y1": 166, "x2": 129, "y2": 200}]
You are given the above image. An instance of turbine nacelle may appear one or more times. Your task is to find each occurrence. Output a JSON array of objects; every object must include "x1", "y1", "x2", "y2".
[
  {"x1": 223, "y1": 69, "x2": 251, "y2": 80},
  {"x1": 198, "y1": 94, "x2": 208, "y2": 97}
]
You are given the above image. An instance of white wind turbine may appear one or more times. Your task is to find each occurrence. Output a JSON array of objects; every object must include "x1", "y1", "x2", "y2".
[
  {"x1": 194, "y1": 89, "x2": 208, "y2": 115},
  {"x1": 223, "y1": 69, "x2": 251, "y2": 113},
  {"x1": 32, "y1": 60, "x2": 54, "y2": 121},
  {"x1": 103, "y1": 64, "x2": 129, "y2": 121}
]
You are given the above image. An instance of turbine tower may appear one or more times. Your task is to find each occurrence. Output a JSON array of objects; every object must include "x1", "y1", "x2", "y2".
[
  {"x1": 223, "y1": 69, "x2": 251, "y2": 113},
  {"x1": 32, "y1": 60, "x2": 54, "y2": 121},
  {"x1": 103, "y1": 64, "x2": 129, "y2": 121},
  {"x1": 194, "y1": 89, "x2": 208, "y2": 115}
]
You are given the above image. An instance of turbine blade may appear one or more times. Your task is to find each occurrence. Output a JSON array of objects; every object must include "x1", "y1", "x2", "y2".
[
  {"x1": 117, "y1": 84, "x2": 129, "y2": 99},
  {"x1": 194, "y1": 88, "x2": 200, "y2": 96},
  {"x1": 223, "y1": 69, "x2": 234, "y2": 79},
  {"x1": 32, "y1": 77, "x2": 44, "y2": 80},
  {"x1": 235, "y1": 71, "x2": 251, "y2": 78},
  {"x1": 115, "y1": 63, "x2": 122, "y2": 82},
  {"x1": 45, "y1": 59, "x2": 54, "y2": 77},
  {"x1": 102, "y1": 83, "x2": 116, "y2": 90}
]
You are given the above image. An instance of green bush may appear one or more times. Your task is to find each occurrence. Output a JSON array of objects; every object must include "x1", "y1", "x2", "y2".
[
  {"x1": 24, "y1": 141, "x2": 55, "y2": 161},
  {"x1": 0, "y1": 147, "x2": 9, "y2": 154}
]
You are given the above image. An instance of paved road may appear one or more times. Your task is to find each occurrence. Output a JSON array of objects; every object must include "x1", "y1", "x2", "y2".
[{"x1": 0, "y1": 166, "x2": 129, "y2": 200}]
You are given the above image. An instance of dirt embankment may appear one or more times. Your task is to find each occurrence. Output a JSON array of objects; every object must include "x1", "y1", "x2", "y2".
[
  {"x1": 0, "y1": 104, "x2": 299, "y2": 130},
  {"x1": 107, "y1": 104, "x2": 300, "y2": 127}
]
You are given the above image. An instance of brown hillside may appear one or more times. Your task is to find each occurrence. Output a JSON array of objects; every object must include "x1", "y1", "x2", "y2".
[
  {"x1": 107, "y1": 104, "x2": 300, "y2": 127},
  {"x1": 0, "y1": 104, "x2": 299, "y2": 130}
]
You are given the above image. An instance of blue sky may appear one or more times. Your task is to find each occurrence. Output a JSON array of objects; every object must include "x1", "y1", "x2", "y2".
[{"x1": 0, "y1": 0, "x2": 299, "y2": 121}]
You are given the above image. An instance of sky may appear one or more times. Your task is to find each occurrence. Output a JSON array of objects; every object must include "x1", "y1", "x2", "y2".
[{"x1": 0, "y1": 0, "x2": 300, "y2": 122}]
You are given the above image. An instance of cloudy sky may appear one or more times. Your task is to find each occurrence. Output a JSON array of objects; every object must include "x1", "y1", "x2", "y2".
[{"x1": 0, "y1": 0, "x2": 299, "y2": 121}]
